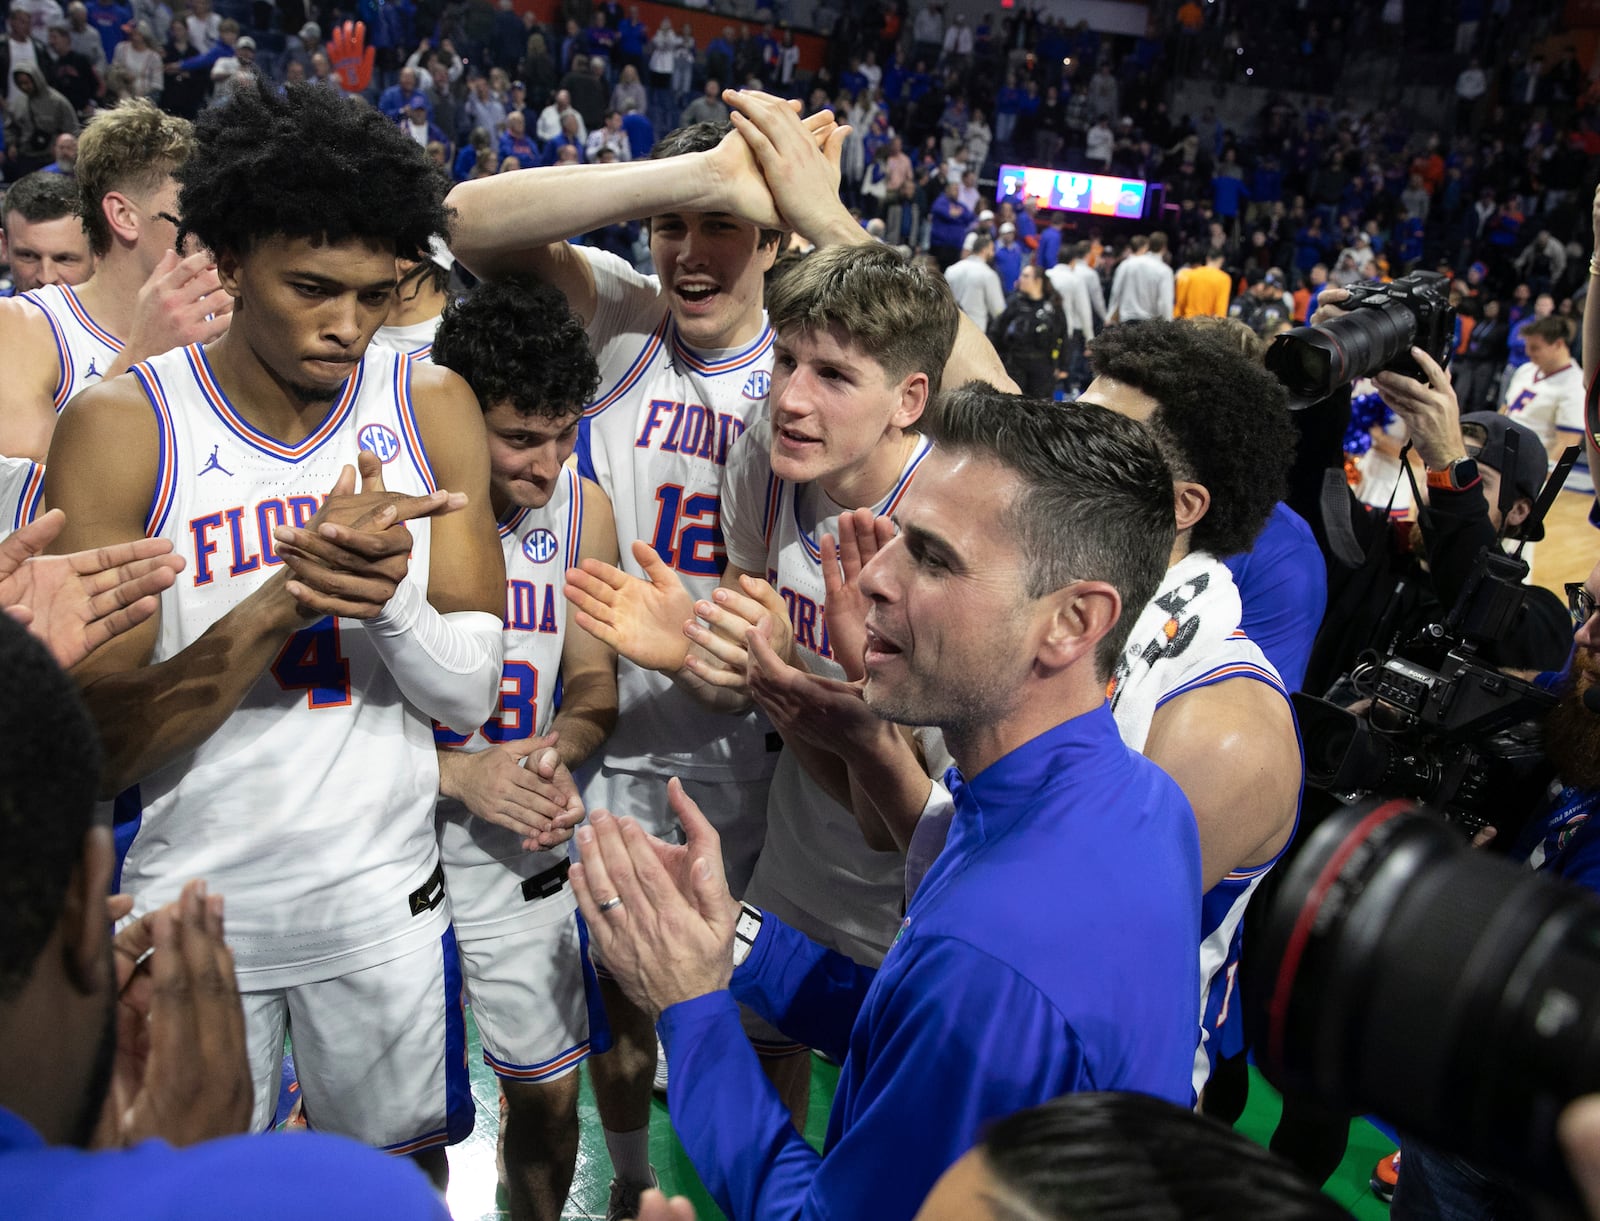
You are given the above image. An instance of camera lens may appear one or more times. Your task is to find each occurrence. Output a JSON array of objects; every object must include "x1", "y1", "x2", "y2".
[
  {"x1": 1244, "y1": 800, "x2": 1600, "y2": 1205},
  {"x1": 1265, "y1": 298, "x2": 1419, "y2": 403}
]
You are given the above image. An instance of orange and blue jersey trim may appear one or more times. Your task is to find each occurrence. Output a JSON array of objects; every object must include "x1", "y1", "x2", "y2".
[
  {"x1": 667, "y1": 320, "x2": 773, "y2": 376},
  {"x1": 382, "y1": 1126, "x2": 455, "y2": 1156},
  {"x1": 795, "y1": 435, "x2": 932, "y2": 563},
  {"x1": 188, "y1": 343, "x2": 360, "y2": 462},
  {"x1": 585, "y1": 316, "x2": 669, "y2": 418},
  {"x1": 132, "y1": 361, "x2": 180, "y2": 537},
  {"x1": 565, "y1": 467, "x2": 583, "y2": 559},
  {"x1": 1154, "y1": 659, "x2": 1285, "y2": 709},
  {"x1": 408, "y1": 341, "x2": 433, "y2": 361},
  {"x1": 760, "y1": 471, "x2": 782, "y2": 548},
  {"x1": 13, "y1": 462, "x2": 45, "y2": 532},
  {"x1": 394, "y1": 352, "x2": 439, "y2": 493},
  {"x1": 59, "y1": 283, "x2": 124, "y2": 351},
  {"x1": 483, "y1": 1039, "x2": 592, "y2": 1083},
  {"x1": 20, "y1": 292, "x2": 73, "y2": 411},
  {"x1": 497, "y1": 504, "x2": 530, "y2": 540}
]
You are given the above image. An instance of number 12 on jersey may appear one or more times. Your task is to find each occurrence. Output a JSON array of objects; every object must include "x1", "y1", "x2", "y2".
[{"x1": 650, "y1": 485, "x2": 724, "y2": 577}]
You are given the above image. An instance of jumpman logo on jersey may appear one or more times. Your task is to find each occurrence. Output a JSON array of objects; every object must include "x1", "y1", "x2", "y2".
[
  {"x1": 198, "y1": 445, "x2": 234, "y2": 477},
  {"x1": 84, "y1": 358, "x2": 101, "y2": 380}
]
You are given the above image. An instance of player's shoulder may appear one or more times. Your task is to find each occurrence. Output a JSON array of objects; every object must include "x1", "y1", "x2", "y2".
[
  {"x1": 404, "y1": 356, "x2": 482, "y2": 420},
  {"x1": 0, "y1": 291, "x2": 55, "y2": 344}
]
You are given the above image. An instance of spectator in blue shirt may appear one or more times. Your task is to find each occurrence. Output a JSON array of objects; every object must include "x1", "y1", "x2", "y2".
[
  {"x1": 84, "y1": 0, "x2": 131, "y2": 62},
  {"x1": 0, "y1": 605, "x2": 447, "y2": 1221},
  {"x1": 570, "y1": 387, "x2": 1202, "y2": 1221}
]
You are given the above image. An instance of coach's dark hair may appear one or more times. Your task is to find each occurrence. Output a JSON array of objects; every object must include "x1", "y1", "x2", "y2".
[
  {"x1": 433, "y1": 276, "x2": 600, "y2": 419},
  {"x1": 930, "y1": 383, "x2": 1175, "y2": 678},
  {"x1": 0, "y1": 615, "x2": 105, "y2": 1001},
  {"x1": 2, "y1": 171, "x2": 84, "y2": 230},
  {"x1": 1089, "y1": 319, "x2": 1292, "y2": 557},
  {"x1": 177, "y1": 80, "x2": 450, "y2": 261},
  {"x1": 977, "y1": 1093, "x2": 1350, "y2": 1220},
  {"x1": 650, "y1": 121, "x2": 781, "y2": 248}
]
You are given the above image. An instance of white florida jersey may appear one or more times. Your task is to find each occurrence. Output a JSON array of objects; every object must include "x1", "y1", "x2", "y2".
[
  {"x1": 120, "y1": 342, "x2": 448, "y2": 988},
  {"x1": 21, "y1": 282, "x2": 124, "y2": 412},
  {"x1": 435, "y1": 466, "x2": 587, "y2": 937},
  {"x1": 0, "y1": 455, "x2": 45, "y2": 542},
  {"x1": 724, "y1": 421, "x2": 936, "y2": 958},
  {"x1": 370, "y1": 314, "x2": 440, "y2": 363},
  {"x1": 1503, "y1": 359, "x2": 1585, "y2": 452},
  {"x1": 573, "y1": 245, "x2": 779, "y2": 783}
]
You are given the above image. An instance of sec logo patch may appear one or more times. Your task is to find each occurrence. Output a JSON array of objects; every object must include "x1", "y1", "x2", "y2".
[
  {"x1": 742, "y1": 370, "x2": 771, "y2": 400},
  {"x1": 357, "y1": 423, "x2": 401, "y2": 464},
  {"x1": 523, "y1": 528, "x2": 559, "y2": 564}
]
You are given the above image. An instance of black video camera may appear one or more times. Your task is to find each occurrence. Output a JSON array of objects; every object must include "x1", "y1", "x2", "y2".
[
  {"x1": 1292, "y1": 546, "x2": 1557, "y2": 838},
  {"x1": 1266, "y1": 270, "x2": 1457, "y2": 407}
]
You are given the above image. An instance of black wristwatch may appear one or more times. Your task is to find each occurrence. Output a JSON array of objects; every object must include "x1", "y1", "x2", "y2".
[{"x1": 1426, "y1": 455, "x2": 1479, "y2": 492}]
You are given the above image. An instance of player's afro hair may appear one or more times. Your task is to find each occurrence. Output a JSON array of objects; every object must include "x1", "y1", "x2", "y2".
[
  {"x1": 432, "y1": 276, "x2": 600, "y2": 419},
  {"x1": 177, "y1": 81, "x2": 450, "y2": 262},
  {"x1": 1089, "y1": 320, "x2": 1293, "y2": 557}
]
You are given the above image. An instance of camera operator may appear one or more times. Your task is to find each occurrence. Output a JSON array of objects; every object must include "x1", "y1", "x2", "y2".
[
  {"x1": 1290, "y1": 289, "x2": 1572, "y2": 700},
  {"x1": 1387, "y1": 553, "x2": 1600, "y2": 1219}
]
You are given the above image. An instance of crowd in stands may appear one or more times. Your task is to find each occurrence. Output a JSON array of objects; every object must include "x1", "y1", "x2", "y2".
[{"x1": 3, "y1": 0, "x2": 1596, "y2": 397}]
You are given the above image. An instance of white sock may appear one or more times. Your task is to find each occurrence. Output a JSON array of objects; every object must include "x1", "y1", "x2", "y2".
[{"x1": 604, "y1": 1124, "x2": 652, "y2": 1187}]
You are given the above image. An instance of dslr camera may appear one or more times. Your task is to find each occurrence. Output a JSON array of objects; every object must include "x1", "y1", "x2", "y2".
[{"x1": 1266, "y1": 270, "x2": 1457, "y2": 406}]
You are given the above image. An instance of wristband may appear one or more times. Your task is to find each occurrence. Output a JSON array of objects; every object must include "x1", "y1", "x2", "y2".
[
  {"x1": 1591, "y1": 254, "x2": 1600, "y2": 277},
  {"x1": 732, "y1": 902, "x2": 763, "y2": 967}
]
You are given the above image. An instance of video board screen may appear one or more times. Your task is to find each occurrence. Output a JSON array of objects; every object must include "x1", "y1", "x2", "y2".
[{"x1": 997, "y1": 164, "x2": 1149, "y2": 220}]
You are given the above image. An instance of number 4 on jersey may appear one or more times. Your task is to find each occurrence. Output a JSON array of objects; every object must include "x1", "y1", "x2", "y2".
[
  {"x1": 650, "y1": 484, "x2": 724, "y2": 577},
  {"x1": 271, "y1": 616, "x2": 352, "y2": 709}
]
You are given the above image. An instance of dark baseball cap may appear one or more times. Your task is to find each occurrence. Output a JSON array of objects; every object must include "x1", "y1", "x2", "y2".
[{"x1": 1460, "y1": 411, "x2": 1548, "y2": 539}]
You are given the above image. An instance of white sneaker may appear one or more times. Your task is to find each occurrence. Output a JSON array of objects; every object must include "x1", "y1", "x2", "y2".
[{"x1": 652, "y1": 1036, "x2": 669, "y2": 1095}]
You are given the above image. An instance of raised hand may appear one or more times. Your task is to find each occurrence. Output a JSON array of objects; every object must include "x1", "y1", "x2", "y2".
[
  {"x1": 723, "y1": 89, "x2": 857, "y2": 245},
  {"x1": 682, "y1": 573, "x2": 792, "y2": 692},
  {"x1": 327, "y1": 20, "x2": 374, "y2": 92},
  {"x1": 123, "y1": 250, "x2": 233, "y2": 366},
  {"x1": 1, "y1": 509, "x2": 186, "y2": 669},
  {"x1": 106, "y1": 881, "x2": 253, "y2": 1148},
  {"x1": 274, "y1": 450, "x2": 467, "y2": 619},
  {"x1": 703, "y1": 100, "x2": 843, "y2": 234},
  {"x1": 746, "y1": 627, "x2": 874, "y2": 752},
  {"x1": 1372, "y1": 345, "x2": 1466, "y2": 470},
  {"x1": 564, "y1": 539, "x2": 695, "y2": 672},
  {"x1": 820, "y1": 508, "x2": 894, "y2": 682},
  {"x1": 569, "y1": 779, "x2": 740, "y2": 1017}
]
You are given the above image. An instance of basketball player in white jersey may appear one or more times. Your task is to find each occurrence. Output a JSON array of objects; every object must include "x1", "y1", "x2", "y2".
[
  {"x1": 370, "y1": 238, "x2": 455, "y2": 363},
  {"x1": 565, "y1": 242, "x2": 962, "y2": 1122},
  {"x1": 445, "y1": 93, "x2": 863, "y2": 1212},
  {"x1": 429, "y1": 276, "x2": 620, "y2": 1221},
  {"x1": 0, "y1": 99, "x2": 234, "y2": 461},
  {"x1": 43, "y1": 82, "x2": 505, "y2": 1182}
]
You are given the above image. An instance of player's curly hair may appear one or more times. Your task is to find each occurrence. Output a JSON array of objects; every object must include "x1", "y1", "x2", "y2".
[
  {"x1": 432, "y1": 276, "x2": 600, "y2": 419},
  {"x1": 1089, "y1": 320, "x2": 1293, "y2": 557},
  {"x1": 176, "y1": 80, "x2": 450, "y2": 261}
]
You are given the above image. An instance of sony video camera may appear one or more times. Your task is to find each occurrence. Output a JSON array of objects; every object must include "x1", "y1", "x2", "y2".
[{"x1": 1266, "y1": 270, "x2": 1457, "y2": 407}]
